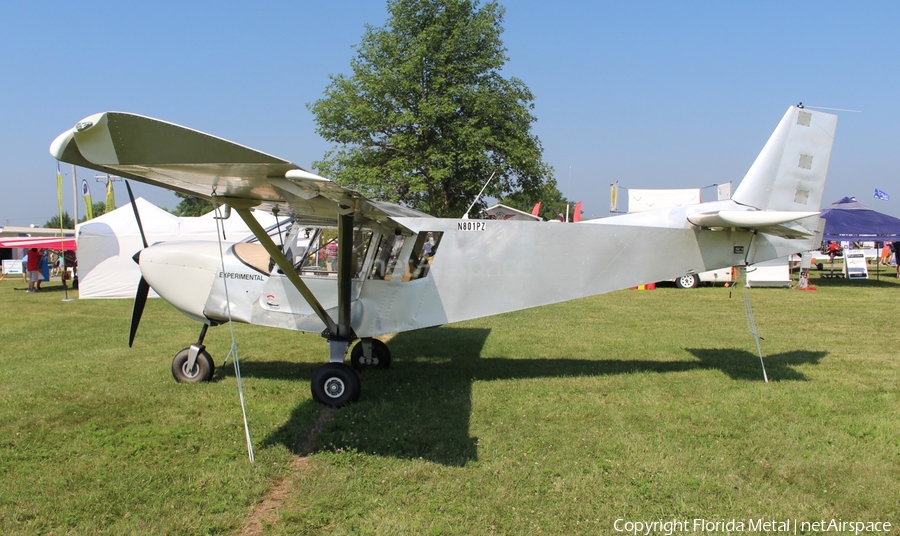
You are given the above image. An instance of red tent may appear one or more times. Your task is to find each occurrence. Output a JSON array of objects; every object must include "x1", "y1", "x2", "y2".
[{"x1": 0, "y1": 236, "x2": 76, "y2": 250}]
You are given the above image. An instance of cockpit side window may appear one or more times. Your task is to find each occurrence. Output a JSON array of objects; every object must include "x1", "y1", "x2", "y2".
[
  {"x1": 234, "y1": 218, "x2": 293, "y2": 274},
  {"x1": 294, "y1": 227, "x2": 373, "y2": 279},
  {"x1": 403, "y1": 231, "x2": 443, "y2": 281},
  {"x1": 368, "y1": 233, "x2": 406, "y2": 280}
]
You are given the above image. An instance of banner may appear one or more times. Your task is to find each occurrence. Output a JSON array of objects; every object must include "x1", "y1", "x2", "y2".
[
  {"x1": 610, "y1": 181, "x2": 619, "y2": 212},
  {"x1": 82, "y1": 179, "x2": 94, "y2": 220},
  {"x1": 106, "y1": 180, "x2": 116, "y2": 213},
  {"x1": 628, "y1": 188, "x2": 700, "y2": 213},
  {"x1": 57, "y1": 163, "x2": 64, "y2": 221},
  {"x1": 56, "y1": 163, "x2": 66, "y2": 250}
]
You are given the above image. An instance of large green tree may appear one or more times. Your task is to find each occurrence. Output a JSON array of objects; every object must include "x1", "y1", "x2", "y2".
[{"x1": 309, "y1": 0, "x2": 552, "y2": 217}]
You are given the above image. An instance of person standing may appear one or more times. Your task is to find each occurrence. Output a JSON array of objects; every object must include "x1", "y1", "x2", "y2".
[
  {"x1": 325, "y1": 240, "x2": 338, "y2": 272},
  {"x1": 36, "y1": 250, "x2": 49, "y2": 291},
  {"x1": 26, "y1": 248, "x2": 41, "y2": 293},
  {"x1": 894, "y1": 242, "x2": 900, "y2": 278},
  {"x1": 880, "y1": 242, "x2": 892, "y2": 266}
]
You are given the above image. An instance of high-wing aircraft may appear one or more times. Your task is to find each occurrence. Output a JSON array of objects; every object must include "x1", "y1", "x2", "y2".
[{"x1": 50, "y1": 105, "x2": 838, "y2": 407}]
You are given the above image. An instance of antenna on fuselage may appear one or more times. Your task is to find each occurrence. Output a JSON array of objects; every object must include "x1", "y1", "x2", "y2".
[
  {"x1": 462, "y1": 171, "x2": 496, "y2": 220},
  {"x1": 798, "y1": 103, "x2": 861, "y2": 113}
]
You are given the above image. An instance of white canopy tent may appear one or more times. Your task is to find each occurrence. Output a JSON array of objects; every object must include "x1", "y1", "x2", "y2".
[{"x1": 76, "y1": 198, "x2": 279, "y2": 299}]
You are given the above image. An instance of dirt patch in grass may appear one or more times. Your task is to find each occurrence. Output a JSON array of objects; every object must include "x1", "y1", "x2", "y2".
[{"x1": 240, "y1": 407, "x2": 336, "y2": 536}]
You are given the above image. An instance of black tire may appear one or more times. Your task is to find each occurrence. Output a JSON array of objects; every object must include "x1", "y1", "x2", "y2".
[
  {"x1": 171, "y1": 347, "x2": 215, "y2": 383},
  {"x1": 675, "y1": 274, "x2": 700, "y2": 289},
  {"x1": 311, "y1": 363, "x2": 361, "y2": 408},
  {"x1": 349, "y1": 339, "x2": 392, "y2": 371}
]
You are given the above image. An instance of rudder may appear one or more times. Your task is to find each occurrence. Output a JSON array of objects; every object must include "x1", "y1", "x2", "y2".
[{"x1": 732, "y1": 105, "x2": 838, "y2": 212}]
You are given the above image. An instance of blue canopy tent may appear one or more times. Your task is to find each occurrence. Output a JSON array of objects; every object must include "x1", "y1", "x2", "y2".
[
  {"x1": 820, "y1": 197, "x2": 900, "y2": 242},
  {"x1": 819, "y1": 197, "x2": 900, "y2": 279}
]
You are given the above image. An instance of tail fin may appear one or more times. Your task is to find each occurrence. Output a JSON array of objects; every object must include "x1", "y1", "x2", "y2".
[{"x1": 732, "y1": 105, "x2": 838, "y2": 212}]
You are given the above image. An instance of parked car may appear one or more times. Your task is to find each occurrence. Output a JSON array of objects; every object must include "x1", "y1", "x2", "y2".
[{"x1": 667, "y1": 266, "x2": 736, "y2": 289}]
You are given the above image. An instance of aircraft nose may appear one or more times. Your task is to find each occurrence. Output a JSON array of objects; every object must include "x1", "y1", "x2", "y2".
[
  {"x1": 137, "y1": 241, "x2": 223, "y2": 322},
  {"x1": 132, "y1": 250, "x2": 141, "y2": 265}
]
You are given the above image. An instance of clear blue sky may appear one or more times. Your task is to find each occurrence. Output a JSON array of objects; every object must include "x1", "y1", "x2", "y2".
[{"x1": 2, "y1": 0, "x2": 898, "y2": 225}]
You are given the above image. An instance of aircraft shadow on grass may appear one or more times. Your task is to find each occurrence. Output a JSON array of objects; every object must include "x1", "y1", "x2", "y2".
[
  {"x1": 13, "y1": 284, "x2": 73, "y2": 293},
  {"x1": 219, "y1": 328, "x2": 827, "y2": 467}
]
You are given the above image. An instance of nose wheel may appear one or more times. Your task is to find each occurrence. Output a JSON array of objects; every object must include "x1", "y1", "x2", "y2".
[
  {"x1": 172, "y1": 347, "x2": 215, "y2": 383},
  {"x1": 171, "y1": 325, "x2": 215, "y2": 383},
  {"x1": 311, "y1": 363, "x2": 361, "y2": 408}
]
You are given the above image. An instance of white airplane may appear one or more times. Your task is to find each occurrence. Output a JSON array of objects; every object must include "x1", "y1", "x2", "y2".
[{"x1": 50, "y1": 105, "x2": 837, "y2": 407}]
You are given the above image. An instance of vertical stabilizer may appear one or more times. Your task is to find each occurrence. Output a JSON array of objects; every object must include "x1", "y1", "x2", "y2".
[{"x1": 732, "y1": 106, "x2": 838, "y2": 212}]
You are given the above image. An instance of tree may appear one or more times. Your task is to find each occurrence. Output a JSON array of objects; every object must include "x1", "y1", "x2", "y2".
[
  {"x1": 172, "y1": 192, "x2": 215, "y2": 217},
  {"x1": 44, "y1": 211, "x2": 74, "y2": 230},
  {"x1": 77, "y1": 202, "x2": 108, "y2": 223},
  {"x1": 309, "y1": 0, "x2": 553, "y2": 217},
  {"x1": 91, "y1": 201, "x2": 107, "y2": 219}
]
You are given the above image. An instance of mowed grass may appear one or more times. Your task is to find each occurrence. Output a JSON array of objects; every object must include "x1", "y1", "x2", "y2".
[{"x1": 1, "y1": 269, "x2": 898, "y2": 534}]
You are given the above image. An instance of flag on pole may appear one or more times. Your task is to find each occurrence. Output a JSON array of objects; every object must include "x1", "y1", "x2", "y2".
[
  {"x1": 56, "y1": 163, "x2": 64, "y2": 225},
  {"x1": 56, "y1": 162, "x2": 67, "y2": 255},
  {"x1": 874, "y1": 188, "x2": 890, "y2": 201},
  {"x1": 106, "y1": 180, "x2": 116, "y2": 213},
  {"x1": 81, "y1": 179, "x2": 94, "y2": 220}
]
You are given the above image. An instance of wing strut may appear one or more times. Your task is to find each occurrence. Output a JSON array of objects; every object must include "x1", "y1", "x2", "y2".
[
  {"x1": 336, "y1": 213, "x2": 354, "y2": 340},
  {"x1": 234, "y1": 207, "x2": 339, "y2": 337}
]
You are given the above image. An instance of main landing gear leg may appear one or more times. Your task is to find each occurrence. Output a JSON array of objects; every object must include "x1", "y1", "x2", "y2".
[{"x1": 172, "y1": 324, "x2": 215, "y2": 383}]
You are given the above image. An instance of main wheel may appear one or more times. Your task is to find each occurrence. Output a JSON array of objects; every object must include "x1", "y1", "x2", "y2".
[
  {"x1": 172, "y1": 347, "x2": 215, "y2": 383},
  {"x1": 675, "y1": 274, "x2": 700, "y2": 289},
  {"x1": 311, "y1": 363, "x2": 361, "y2": 408},
  {"x1": 349, "y1": 339, "x2": 392, "y2": 371}
]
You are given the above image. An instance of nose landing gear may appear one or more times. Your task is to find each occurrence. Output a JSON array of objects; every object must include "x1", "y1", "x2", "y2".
[{"x1": 171, "y1": 324, "x2": 215, "y2": 383}]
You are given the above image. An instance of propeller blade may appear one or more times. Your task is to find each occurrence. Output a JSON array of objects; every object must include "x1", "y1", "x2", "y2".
[
  {"x1": 129, "y1": 277, "x2": 150, "y2": 347},
  {"x1": 126, "y1": 180, "x2": 149, "y2": 347},
  {"x1": 125, "y1": 181, "x2": 148, "y2": 249}
]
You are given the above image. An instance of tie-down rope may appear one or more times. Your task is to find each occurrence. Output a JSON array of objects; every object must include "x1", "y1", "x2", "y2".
[
  {"x1": 212, "y1": 194, "x2": 255, "y2": 462},
  {"x1": 739, "y1": 267, "x2": 769, "y2": 383}
]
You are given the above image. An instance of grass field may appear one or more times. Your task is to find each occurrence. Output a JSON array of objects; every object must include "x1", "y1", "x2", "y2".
[{"x1": 1, "y1": 267, "x2": 898, "y2": 535}]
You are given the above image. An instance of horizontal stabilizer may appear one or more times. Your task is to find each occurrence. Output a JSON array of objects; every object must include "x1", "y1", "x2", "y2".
[
  {"x1": 688, "y1": 210, "x2": 819, "y2": 240},
  {"x1": 687, "y1": 210, "x2": 819, "y2": 228}
]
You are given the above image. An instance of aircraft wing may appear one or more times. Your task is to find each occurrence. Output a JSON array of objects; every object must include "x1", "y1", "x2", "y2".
[{"x1": 50, "y1": 111, "x2": 431, "y2": 227}]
